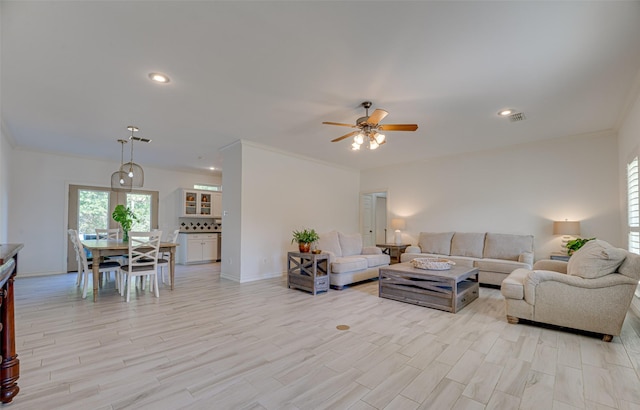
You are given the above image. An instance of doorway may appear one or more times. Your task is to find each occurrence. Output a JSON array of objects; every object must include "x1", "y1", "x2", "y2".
[{"x1": 360, "y1": 191, "x2": 388, "y2": 247}]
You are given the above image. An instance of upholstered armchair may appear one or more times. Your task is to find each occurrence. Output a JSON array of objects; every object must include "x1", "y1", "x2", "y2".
[{"x1": 501, "y1": 240, "x2": 640, "y2": 341}]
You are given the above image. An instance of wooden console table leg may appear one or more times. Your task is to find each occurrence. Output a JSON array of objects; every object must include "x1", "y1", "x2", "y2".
[{"x1": 0, "y1": 270, "x2": 19, "y2": 403}]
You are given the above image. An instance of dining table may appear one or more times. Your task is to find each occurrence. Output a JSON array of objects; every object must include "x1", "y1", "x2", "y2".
[{"x1": 80, "y1": 239, "x2": 178, "y2": 302}]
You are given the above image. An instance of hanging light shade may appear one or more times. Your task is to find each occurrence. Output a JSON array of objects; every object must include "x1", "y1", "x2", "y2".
[
  {"x1": 111, "y1": 139, "x2": 133, "y2": 192},
  {"x1": 119, "y1": 126, "x2": 144, "y2": 188}
]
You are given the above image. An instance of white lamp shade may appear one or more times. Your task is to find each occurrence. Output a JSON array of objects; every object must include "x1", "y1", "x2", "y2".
[
  {"x1": 391, "y1": 218, "x2": 406, "y2": 230},
  {"x1": 553, "y1": 221, "x2": 580, "y2": 235}
]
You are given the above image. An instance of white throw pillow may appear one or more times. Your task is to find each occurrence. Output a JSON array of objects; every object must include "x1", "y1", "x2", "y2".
[
  {"x1": 418, "y1": 232, "x2": 454, "y2": 256},
  {"x1": 338, "y1": 232, "x2": 363, "y2": 256},
  {"x1": 567, "y1": 239, "x2": 627, "y2": 279}
]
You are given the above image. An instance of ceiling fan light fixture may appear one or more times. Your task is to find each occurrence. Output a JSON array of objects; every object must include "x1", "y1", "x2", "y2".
[
  {"x1": 354, "y1": 133, "x2": 364, "y2": 145},
  {"x1": 369, "y1": 140, "x2": 379, "y2": 150},
  {"x1": 351, "y1": 142, "x2": 360, "y2": 150},
  {"x1": 375, "y1": 133, "x2": 386, "y2": 144}
]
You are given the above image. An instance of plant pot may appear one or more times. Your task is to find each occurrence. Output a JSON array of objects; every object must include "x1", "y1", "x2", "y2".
[
  {"x1": 298, "y1": 242, "x2": 311, "y2": 253},
  {"x1": 123, "y1": 231, "x2": 129, "y2": 242}
]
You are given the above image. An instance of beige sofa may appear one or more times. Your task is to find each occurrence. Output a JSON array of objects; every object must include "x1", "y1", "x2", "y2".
[
  {"x1": 316, "y1": 231, "x2": 390, "y2": 289},
  {"x1": 501, "y1": 239, "x2": 640, "y2": 341},
  {"x1": 400, "y1": 232, "x2": 534, "y2": 285}
]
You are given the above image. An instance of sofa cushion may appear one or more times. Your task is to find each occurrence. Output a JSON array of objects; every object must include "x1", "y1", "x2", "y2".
[
  {"x1": 357, "y1": 253, "x2": 390, "y2": 268},
  {"x1": 484, "y1": 233, "x2": 533, "y2": 261},
  {"x1": 475, "y1": 258, "x2": 529, "y2": 274},
  {"x1": 338, "y1": 232, "x2": 363, "y2": 257},
  {"x1": 619, "y1": 250, "x2": 640, "y2": 280},
  {"x1": 331, "y1": 257, "x2": 368, "y2": 273},
  {"x1": 567, "y1": 239, "x2": 627, "y2": 279},
  {"x1": 418, "y1": 232, "x2": 454, "y2": 256},
  {"x1": 317, "y1": 231, "x2": 342, "y2": 257},
  {"x1": 451, "y1": 232, "x2": 485, "y2": 258}
]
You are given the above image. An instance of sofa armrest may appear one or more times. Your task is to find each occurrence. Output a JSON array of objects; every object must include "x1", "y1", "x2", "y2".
[
  {"x1": 518, "y1": 252, "x2": 534, "y2": 267},
  {"x1": 405, "y1": 246, "x2": 421, "y2": 254},
  {"x1": 323, "y1": 250, "x2": 338, "y2": 265},
  {"x1": 524, "y1": 269, "x2": 638, "y2": 304},
  {"x1": 533, "y1": 259, "x2": 568, "y2": 273},
  {"x1": 362, "y1": 246, "x2": 382, "y2": 255}
]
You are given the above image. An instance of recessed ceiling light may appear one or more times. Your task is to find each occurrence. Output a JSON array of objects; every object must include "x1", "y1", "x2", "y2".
[
  {"x1": 498, "y1": 109, "x2": 514, "y2": 116},
  {"x1": 209, "y1": 167, "x2": 216, "y2": 171},
  {"x1": 148, "y1": 72, "x2": 170, "y2": 83}
]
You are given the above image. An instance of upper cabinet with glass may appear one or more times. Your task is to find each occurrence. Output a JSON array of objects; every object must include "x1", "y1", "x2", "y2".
[{"x1": 179, "y1": 189, "x2": 221, "y2": 218}]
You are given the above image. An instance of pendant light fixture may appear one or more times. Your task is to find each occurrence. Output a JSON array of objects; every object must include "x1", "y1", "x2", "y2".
[
  {"x1": 110, "y1": 139, "x2": 133, "y2": 192},
  {"x1": 120, "y1": 126, "x2": 144, "y2": 188}
]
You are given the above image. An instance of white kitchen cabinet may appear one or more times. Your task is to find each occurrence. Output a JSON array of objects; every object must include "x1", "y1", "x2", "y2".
[
  {"x1": 212, "y1": 192, "x2": 222, "y2": 218},
  {"x1": 177, "y1": 233, "x2": 218, "y2": 264},
  {"x1": 179, "y1": 189, "x2": 215, "y2": 217}
]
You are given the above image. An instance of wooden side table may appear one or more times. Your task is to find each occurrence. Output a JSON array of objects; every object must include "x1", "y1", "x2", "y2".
[
  {"x1": 287, "y1": 252, "x2": 329, "y2": 295},
  {"x1": 376, "y1": 244, "x2": 410, "y2": 264}
]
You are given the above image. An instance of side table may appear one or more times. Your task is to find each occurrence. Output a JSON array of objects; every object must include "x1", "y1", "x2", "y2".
[
  {"x1": 550, "y1": 252, "x2": 570, "y2": 262},
  {"x1": 287, "y1": 252, "x2": 329, "y2": 295},
  {"x1": 376, "y1": 244, "x2": 410, "y2": 264}
]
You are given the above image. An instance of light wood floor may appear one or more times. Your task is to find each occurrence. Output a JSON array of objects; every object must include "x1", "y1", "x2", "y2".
[{"x1": 9, "y1": 263, "x2": 640, "y2": 409}]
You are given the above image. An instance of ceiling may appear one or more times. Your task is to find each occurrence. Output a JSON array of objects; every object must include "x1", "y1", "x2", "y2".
[{"x1": 2, "y1": 1, "x2": 640, "y2": 175}]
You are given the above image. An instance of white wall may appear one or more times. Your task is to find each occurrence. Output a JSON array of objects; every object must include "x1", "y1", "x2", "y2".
[
  {"x1": 8, "y1": 149, "x2": 220, "y2": 276},
  {"x1": 220, "y1": 141, "x2": 242, "y2": 282},
  {"x1": 221, "y1": 140, "x2": 359, "y2": 283},
  {"x1": 361, "y1": 131, "x2": 620, "y2": 261},
  {"x1": 0, "y1": 125, "x2": 10, "y2": 243}
]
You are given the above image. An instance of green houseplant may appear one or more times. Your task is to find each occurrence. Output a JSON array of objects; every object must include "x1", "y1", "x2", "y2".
[
  {"x1": 566, "y1": 237, "x2": 595, "y2": 255},
  {"x1": 291, "y1": 228, "x2": 320, "y2": 253},
  {"x1": 112, "y1": 205, "x2": 139, "y2": 242}
]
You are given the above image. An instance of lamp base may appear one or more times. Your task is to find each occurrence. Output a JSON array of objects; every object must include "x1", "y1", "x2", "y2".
[{"x1": 394, "y1": 230, "x2": 402, "y2": 245}]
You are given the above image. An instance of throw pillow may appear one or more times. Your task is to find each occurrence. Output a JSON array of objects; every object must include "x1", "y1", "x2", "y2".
[
  {"x1": 418, "y1": 232, "x2": 454, "y2": 255},
  {"x1": 567, "y1": 239, "x2": 627, "y2": 279},
  {"x1": 338, "y1": 232, "x2": 363, "y2": 256}
]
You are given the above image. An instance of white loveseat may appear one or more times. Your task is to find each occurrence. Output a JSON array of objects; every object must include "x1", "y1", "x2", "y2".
[
  {"x1": 316, "y1": 231, "x2": 390, "y2": 289},
  {"x1": 400, "y1": 232, "x2": 534, "y2": 286}
]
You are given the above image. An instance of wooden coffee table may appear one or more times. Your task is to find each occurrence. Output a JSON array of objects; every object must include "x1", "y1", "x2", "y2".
[{"x1": 379, "y1": 262, "x2": 479, "y2": 313}]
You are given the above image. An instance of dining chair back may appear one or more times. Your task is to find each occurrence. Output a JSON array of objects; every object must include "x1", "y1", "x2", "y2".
[
  {"x1": 69, "y1": 230, "x2": 121, "y2": 299},
  {"x1": 158, "y1": 229, "x2": 180, "y2": 285},
  {"x1": 95, "y1": 228, "x2": 120, "y2": 240},
  {"x1": 120, "y1": 231, "x2": 162, "y2": 302}
]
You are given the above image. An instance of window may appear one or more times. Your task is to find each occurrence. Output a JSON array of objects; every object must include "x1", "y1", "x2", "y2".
[
  {"x1": 78, "y1": 189, "x2": 111, "y2": 238},
  {"x1": 627, "y1": 156, "x2": 639, "y2": 254},
  {"x1": 193, "y1": 184, "x2": 221, "y2": 191},
  {"x1": 127, "y1": 193, "x2": 152, "y2": 231},
  {"x1": 627, "y1": 156, "x2": 640, "y2": 298}
]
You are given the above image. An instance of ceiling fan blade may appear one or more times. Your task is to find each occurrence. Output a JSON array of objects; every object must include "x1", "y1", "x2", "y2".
[
  {"x1": 378, "y1": 124, "x2": 419, "y2": 131},
  {"x1": 331, "y1": 131, "x2": 359, "y2": 143},
  {"x1": 322, "y1": 121, "x2": 356, "y2": 128},
  {"x1": 366, "y1": 109, "x2": 389, "y2": 125}
]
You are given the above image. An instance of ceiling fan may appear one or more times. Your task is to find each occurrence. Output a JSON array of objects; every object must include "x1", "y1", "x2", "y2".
[{"x1": 322, "y1": 101, "x2": 418, "y2": 150}]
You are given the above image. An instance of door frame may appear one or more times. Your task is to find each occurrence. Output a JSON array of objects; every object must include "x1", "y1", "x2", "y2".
[{"x1": 359, "y1": 190, "x2": 388, "y2": 247}]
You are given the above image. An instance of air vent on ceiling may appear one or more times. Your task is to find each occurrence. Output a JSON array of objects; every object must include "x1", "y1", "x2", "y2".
[{"x1": 509, "y1": 112, "x2": 526, "y2": 122}]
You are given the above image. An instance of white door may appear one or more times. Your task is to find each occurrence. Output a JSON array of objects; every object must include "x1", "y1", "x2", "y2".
[{"x1": 361, "y1": 194, "x2": 374, "y2": 247}]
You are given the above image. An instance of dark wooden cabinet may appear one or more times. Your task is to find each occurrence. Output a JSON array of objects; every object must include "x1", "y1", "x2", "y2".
[{"x1": 0, "y1": 244, "x2": 22, "y2": 403}]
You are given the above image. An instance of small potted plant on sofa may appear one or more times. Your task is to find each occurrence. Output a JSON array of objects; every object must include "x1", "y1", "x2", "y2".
[
  {"x1": 112, "y1": 204, "x2": 139, "y2": 242},
  {"x1": 291, "y1": 228, "x2": 319, "y2": 253},
  {"x1": 566, "y1": 237, "x2": 595, "y2": 255}
]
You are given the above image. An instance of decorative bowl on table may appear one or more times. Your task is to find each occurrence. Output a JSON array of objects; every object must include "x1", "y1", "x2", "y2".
[{"x1": 411, "y1": 257, "x2": 455, "y2": 270}]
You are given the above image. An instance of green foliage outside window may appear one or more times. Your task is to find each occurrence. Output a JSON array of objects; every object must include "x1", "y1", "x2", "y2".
[{"x1": 78, "y1": 190, "x2": 109, "y2": 235}]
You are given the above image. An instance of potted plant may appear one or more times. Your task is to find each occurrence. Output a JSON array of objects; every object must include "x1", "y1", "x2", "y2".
[
  {"x1": 112, "y1": 204, "x2": 139, "y2": 242},
  {"x1": 291, "y1": 228, "x2": 319, "y2": 253},
  {"x1": 566, "y1": 237, "x2": 595, "y2": 255}
]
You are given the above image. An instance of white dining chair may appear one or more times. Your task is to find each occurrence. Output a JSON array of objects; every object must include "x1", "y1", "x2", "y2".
[
  {"x1": 158, "y1": 229, "x2": 180, "y2": 285},
  {"x1": 69, "y1": 230, "x2": 121, "y2": 299},
  {"x1": 95, "y1": 228, "x2": 121, "y2": 240},
  {"x1": 120, "y1": 231, "x2": 162, "y2": 302}
]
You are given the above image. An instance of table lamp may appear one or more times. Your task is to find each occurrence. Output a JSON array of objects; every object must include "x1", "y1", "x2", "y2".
[
  {"x1": 553, "y1": 220, "x2": 580, "y2": 254},
  {"x1": 391, "y1": 218, "x2": 406, "y2": 245}
]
